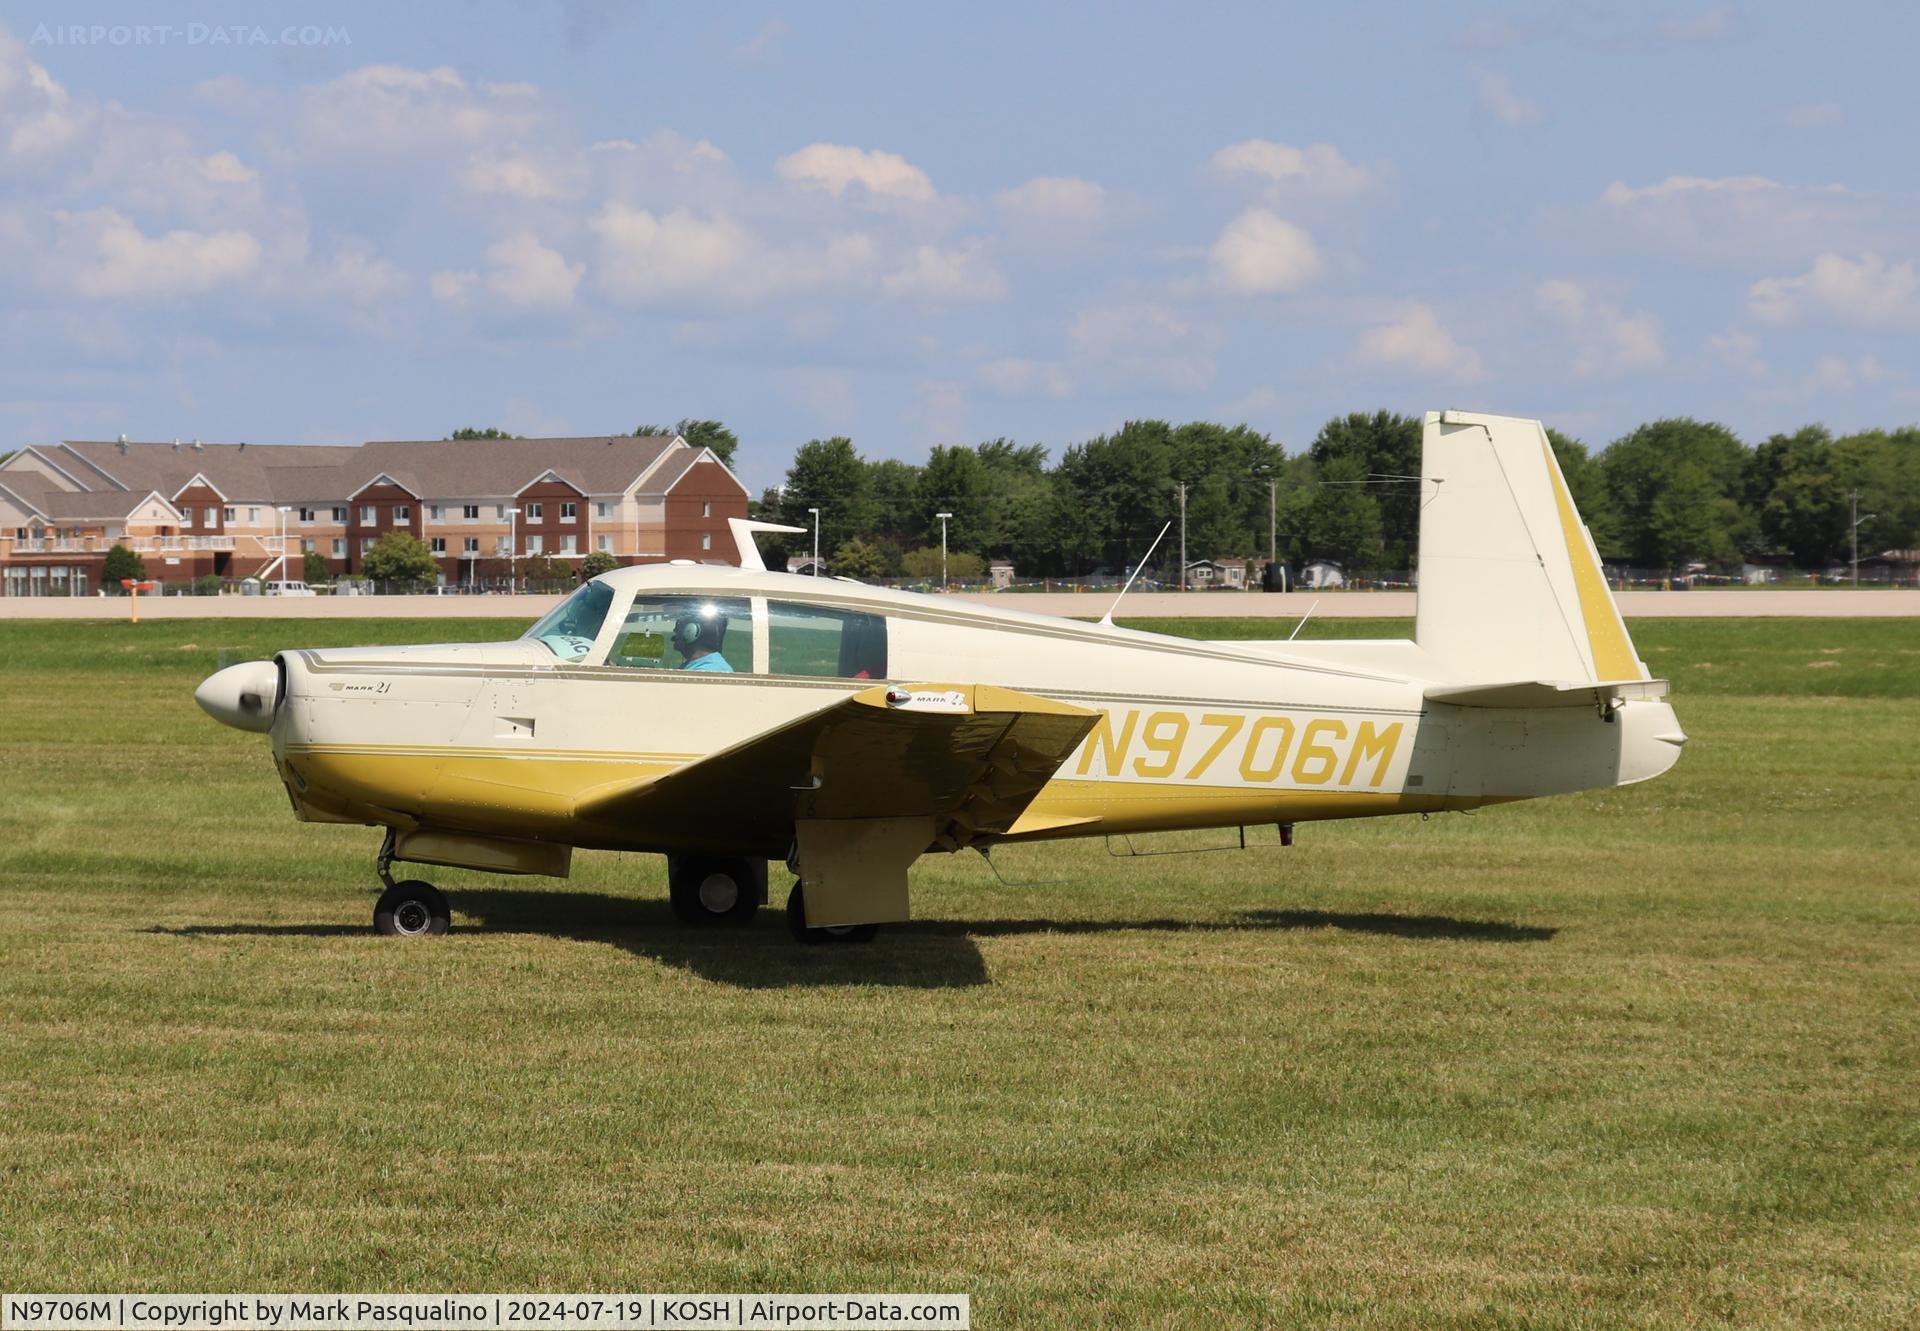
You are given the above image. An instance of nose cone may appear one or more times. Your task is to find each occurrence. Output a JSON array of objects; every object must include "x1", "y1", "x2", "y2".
[{"x1": 195, "y1": 660, "x2": 280, "y2": 733}]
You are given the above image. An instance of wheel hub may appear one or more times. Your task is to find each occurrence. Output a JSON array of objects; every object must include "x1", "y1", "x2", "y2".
[
  {"x1": 697, "y1": 872, "x2": 739, "y2": 914},
  {"x1": 393, "y1": 900, "x2": 431, "y2": 935}
]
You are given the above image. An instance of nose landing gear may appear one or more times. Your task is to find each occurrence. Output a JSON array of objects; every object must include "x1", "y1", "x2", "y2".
[{"x1": 373, "y1": 829, "x2": 449, "y2": 937}]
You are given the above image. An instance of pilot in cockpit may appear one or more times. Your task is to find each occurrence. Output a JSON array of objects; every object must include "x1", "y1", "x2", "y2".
[{"x1": 674, "y1": 604, "x2": 734, "y2": 672}]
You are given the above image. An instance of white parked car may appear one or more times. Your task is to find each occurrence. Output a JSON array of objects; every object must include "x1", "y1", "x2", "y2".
[{"x1": 263, "y1": 580, "x2": 317, "y2": 597}]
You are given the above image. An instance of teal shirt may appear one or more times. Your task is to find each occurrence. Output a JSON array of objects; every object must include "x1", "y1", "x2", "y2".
[{"x1": 683, "y1": 654, "x2": 734, "y2": 672}]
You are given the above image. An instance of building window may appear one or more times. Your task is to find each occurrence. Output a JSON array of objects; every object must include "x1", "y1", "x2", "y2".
[
  {"x1": 495, "y1": 504, "x2": 508, "y2": 520},
  {"x1": 298, "y1": 507, "x2": 315, "y2": 524},
  {"x1": 597, "y1": 534, "x2": 613, "y2": 552},
  {"x1": 560, "y1": 502, "x2": 577, "y2": 522},
  {"x1": 428, "y1": 505, "x2": 444, "y2": 520},
  {"x1": 360, "y1": 538, "x2": 374, "y2": 555},
  {"x1": 559, "y1": 535, "x2": 576, "y2": 554},
  {"x1": 463, "y1": 504, "x2": 479, "y2": 521},
  {"x1": 702, "y1": 501, "x2": 712, "y2": 518},
  {"x1": 394, "y1": 505, "x2": 410, "y2": 523},
  {"x1": 595, "y1": 501, "x2": 611, "y2": 519},
  {"x1": 222, "y1": 507, "x2": 235, "y2": 522},
  {"x1": 526, "y1": 503, "x2": 544, "y2": 520},
  {"x1": 247, "y1": 507, "x2": 259, "y2": 523},
  {"x1": 332, "y1": 506, "x2": 347, "y2": 523},
  {"x1": 359, "y1": 506, "x2": 375, "y2": 525},
  {"x1": 303, "y1": 538, "x2": 316, "y2": 553},
  {"x1": 495, "y1": 536, "x2": 512, "y2": 555},
  {"x1": 463, "y1": 537, "x2": 479, "y2": 553},
  {"x1": 431, "y1": 537, "x2": 446, "y2": 553},
  {"x1": 332, "y1": 538, "x2": 345, "y2": 557},
  {"x1": 526, "y1": 534, "x2": 544, "y2": 554}
]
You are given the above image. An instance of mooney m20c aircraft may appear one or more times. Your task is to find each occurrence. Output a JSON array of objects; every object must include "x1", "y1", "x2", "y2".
[{"x1": 196, "y1": 411, "x2": 1684, "y2": 943}]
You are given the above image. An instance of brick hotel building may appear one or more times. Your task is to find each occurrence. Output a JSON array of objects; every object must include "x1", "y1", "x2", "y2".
[{"x1": 0, "y1": 432, "x2": 749, "y2": 596}]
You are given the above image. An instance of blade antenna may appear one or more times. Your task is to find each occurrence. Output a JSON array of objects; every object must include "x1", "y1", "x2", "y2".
[
  {"x1": 1098, "y1": 520, "x2": 1173, "y2": 627},
  {"x1": 1287, "y1": 598, "x2": 1320, "y2": 641}
]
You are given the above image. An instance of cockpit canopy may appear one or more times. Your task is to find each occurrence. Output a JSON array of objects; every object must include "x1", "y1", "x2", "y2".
[{"x1": 522, "y1": 578, "x2": 887, "y2": 679}]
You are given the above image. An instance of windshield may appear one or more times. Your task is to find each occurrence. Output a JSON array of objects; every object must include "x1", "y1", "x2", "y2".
[{"x1": 522, "y1": 579, "x2": 615, "y2": 660}]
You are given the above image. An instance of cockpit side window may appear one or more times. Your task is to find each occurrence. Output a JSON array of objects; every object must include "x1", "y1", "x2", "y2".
[
  {"x1": 607, "y1": 596, "x2": 754, "y2": 673},
  {"x1": 767, "y1": 602, "x2": 888, "y2": 679},
  {"x1": 522, "y1": 579, "x2": 614, "y2": 661}
]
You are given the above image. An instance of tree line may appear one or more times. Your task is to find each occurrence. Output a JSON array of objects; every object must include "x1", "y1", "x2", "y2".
[{"x1": 742, "y1": 412, "x2": 1919, "y2": 578}]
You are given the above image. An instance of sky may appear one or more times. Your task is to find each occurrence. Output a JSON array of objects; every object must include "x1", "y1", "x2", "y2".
[{"x1": 1, "y1": 1, "x2": 1916, "y2": 493}]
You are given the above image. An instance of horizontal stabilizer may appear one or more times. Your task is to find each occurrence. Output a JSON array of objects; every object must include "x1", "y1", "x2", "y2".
[{"x1": 1425, "y1": 678, "x2": 1671, "y2": 709}]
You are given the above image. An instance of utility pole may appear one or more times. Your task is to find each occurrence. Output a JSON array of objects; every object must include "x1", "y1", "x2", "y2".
[
  {"x1": 1177, "y1": 482, "x2": 1187, "y2": 592},
  {"x1": 808, "y1": 507, "x2": 820, "y2": 575},
  {"x1": 1849, "y1": 490, "x2": 1877, "y2": 589},
  {"x1": 1268, "y1": 476, "x2": 1277, "y2": 565},
  {"x1": 505, "y1": 506, "x2": 520, "y2": 593},
  {"x1": 935, "y1": 511, "x2": 953, "y2": 589}
]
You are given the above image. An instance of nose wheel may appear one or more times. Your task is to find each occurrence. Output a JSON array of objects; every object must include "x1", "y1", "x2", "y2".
[{"x1": 374, "y1": 879, "x2": 450, "y2": 936}]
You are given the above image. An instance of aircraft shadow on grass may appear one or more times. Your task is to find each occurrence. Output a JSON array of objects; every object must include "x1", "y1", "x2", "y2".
[{"x1": 147, "y1": 891, "x2": 1554, "y2": 990}]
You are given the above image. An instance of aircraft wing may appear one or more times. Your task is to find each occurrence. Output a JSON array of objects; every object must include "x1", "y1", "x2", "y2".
[
  {"x1": 1425, "y1": 678, "x2": 1671, "y2": 709},
  {"x1": 572, "y1": 682, "x2": 1099, "y2": 859}
]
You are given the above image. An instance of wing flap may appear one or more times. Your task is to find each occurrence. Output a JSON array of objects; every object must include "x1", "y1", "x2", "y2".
[{"x1": 571, "y1": 683, "x2": 1098, "y2": 857}]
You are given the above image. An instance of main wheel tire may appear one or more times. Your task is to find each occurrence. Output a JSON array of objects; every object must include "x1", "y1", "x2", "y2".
[
  {"x1": 374, "y1": 880, "x2": 450, "y2": 937},
  {"x1": 668, "y1": 855, "x2": 762, "y2": 926},
  {"x1": 785, "y1": 881, "x2": 878, "y2": 945}
]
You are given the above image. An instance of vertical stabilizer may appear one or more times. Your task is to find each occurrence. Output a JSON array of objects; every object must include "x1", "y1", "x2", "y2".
[{"x1": 1415, "y1": 411, "x2": 1647, "y2": 684}]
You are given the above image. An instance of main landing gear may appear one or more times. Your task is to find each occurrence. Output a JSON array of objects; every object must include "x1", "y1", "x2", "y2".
[
  {"x1": 785, "y1": 881, "x2": 878, "y2": 945},
  {"x1": 667, "y1": 854, "x2": 765, "y2": 926},
  {"x1": 373, "y1": 830, "x2": 449, "y2": 937}
]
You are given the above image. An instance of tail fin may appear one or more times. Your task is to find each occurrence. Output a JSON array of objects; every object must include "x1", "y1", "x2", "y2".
[{"x1": 1415, "y1": 410, "x2": 1648, "y2": 684}]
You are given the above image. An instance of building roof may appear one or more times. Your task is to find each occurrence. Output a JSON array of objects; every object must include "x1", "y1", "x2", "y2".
[
  {"x1": 56, "y1": 440, "x2": 360, "y2": 502},
  {"x1": 0, "y1": 469, "x2": 164, "y2": 521},
  {"x1": 353, "y1": 435, "x2": 682, "y2": 500}
]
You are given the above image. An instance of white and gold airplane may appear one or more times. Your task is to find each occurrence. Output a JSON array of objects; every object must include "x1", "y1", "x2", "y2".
[{"x1": 196, "y1": 411, "x2": 1684, "y2": 942}]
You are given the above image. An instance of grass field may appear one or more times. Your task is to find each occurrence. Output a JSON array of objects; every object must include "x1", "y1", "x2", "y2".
[{"x1": 1, "y1": 616, "x2": 1916, "y2": 1327}]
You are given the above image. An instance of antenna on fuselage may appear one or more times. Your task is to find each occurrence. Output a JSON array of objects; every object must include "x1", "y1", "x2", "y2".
[
  {"x1": 727, "y1": 517, "x2": 809, "y2": 572},
  {"x1": 1098, "y1": 520, "x2": 1173, "y2": 628},
  {"x1": 1287, "y1": 599, "x2": 1320, "y2": 640}
]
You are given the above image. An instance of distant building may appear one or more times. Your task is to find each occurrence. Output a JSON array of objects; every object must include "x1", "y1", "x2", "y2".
[
  {"x1": 1185, "y1": 557, "x2": 1252, "y2": 590},
  {"x1": 1301, "y1": 559, "x2": 1346, "y2": 589},
  {"x1": 786, "y1": 554, "x2": 827, "y2": 577},
  {"x1": 988, "y1": 560, "x2": 1015, "y2": 590},
  {"x1": 0, "y1": 433, "x2": 749, "y2": 594}
]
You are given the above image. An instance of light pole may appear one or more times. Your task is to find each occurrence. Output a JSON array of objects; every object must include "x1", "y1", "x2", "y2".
[
  {"x1": 277, "y1": 505, "x2": 291, "y2": 582},
  {"x1": 1849, "y1": 490, "x2": 1876, "y2": 589},
  {"x1": 808, "y1": 507, "x2": 820, "y2": 576},
  {"x1": 935, "y1": 511, "x2": 952, "y2": 589},
  {"x1": 505, "y1": 507, "x2": 521, "y2": 593},
  {"x1": 1176, "y1": 481, "x2": 1187, "y2": 592}
]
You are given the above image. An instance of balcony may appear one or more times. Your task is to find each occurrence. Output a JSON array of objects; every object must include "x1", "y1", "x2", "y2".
[{"x1": 127, "y1": 535, "x2": 236, "y2": 553}]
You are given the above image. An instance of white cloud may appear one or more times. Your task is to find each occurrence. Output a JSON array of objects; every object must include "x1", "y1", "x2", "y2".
[
  {"x1": 1473, "y1": 71, "x2": 1539, "y2": 126},
  {"x1": 484, "y1": 232, "x2": 582, "y2": 308},
  {"x1": 1535, "y1": 279, "x2": 1665, "y2": 375},
  {"x1": 1661, "y1": 6, "x2": 1736, "y2": 43},
  {"x1": 732, "y1": 17, "x2": 790, "y2": 63},
  {"x1": 328, "y1": 249, "x2": 406, "y2": 306},
  {"x1": 1781, "y1": 101, "x2": 1843, "y2": 130},
  {"x1": 1355, "y1": 305, "x2": 1486, "y2": 380},
  {"x1": 776, "y1": 143, "x2": 935, "y2": 203},
  {"x1": 1708, "y1": 328, "x2": 1767, "y2": 379},
  {"x1": 1600, "y1": 175, "x2": 1867, "y2": 260},
  {"x1": 1207, "y1": 209, "x2": 1323, "y2": 295},
  {"x1": 285, "y1": 63, "x2": 548, "y2": 161},
  {"x1": 1748, "y1": 253, "x2": 1920, "y2": 328},
  {"x1": 1208, "y1": 140, "x2": 1375, "y2": 196},
  {"x1": 995, "y1": 176, "x2": 1106, "y2": 223},
  {"x1": 430, "y1": 270, "x2": 478, "y2": 303},
  {"x1": 462, "y1": 152, "x2": 576, "y2": 200},
  {"x1": 1069, "y1": 302, "x2": 1220, "y2": 392},
  {"x1": 976, "y1": 357, "x2": 1071, "y2": 398},
  {"x1": 1, "y1": 30, "x2": 86, "y2": 158},
  {"x1": 62, "y1": 209, "x2": 261, "y2": 299},
  {"x1": 589, "y1": 203, "x2": 876, "y2": 306},
  {"x1": 881, "y1": 244, "x2": 1008, "y2": 303}
]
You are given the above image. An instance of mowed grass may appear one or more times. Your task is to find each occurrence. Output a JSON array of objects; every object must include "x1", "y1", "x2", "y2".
[{"x1": 1, "y1": 616, "x2": 1916, "y2": 1328}]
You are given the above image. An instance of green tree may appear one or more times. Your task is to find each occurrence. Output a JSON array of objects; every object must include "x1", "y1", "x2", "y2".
[
  {"x1": 1830, "y1": 429, "x2": 1918, "y2": 556},
  {"x1": 579, "y1": 550, "x2": 619, "y2": 579},
  {"x1": 448, "y1": 427, "x2": 516, "y2": 440},
  {"x1": 865, "y1": 458, "x2": 925, "y2": 549},
  {"x1": 902, "y1": 547, "x2": 984, "y2": 582},
  {"x1": 830, "y1": 537, "x2": 887, "y2": 581},
  {"x1": 1298, "y1": 455, "x2": 1383, "y2": 568},
  {"x1": 361, "y1": 532, "x2": 439, "y2": 587},
  {"x1": 102, "y1": 544, "x2": 145, "y2": 590},
  {"x1": 1745, "y1": 427, "x2": 1843, "y2": 566},
  {"x1": 776, "y1": 437, "x2": 872, "y2": 555},
  {"x1": 1600, "y1": 418, "x2": 1750, "y2": 567},
  {"x1": 1307, "y1": 412, "x2": 1421, "y2": 566},
  {"x1": 302, "y1": 549, "x2": 331, "y2": 585},
  {"x1": 917, "y1": 445, "x2": 992, "y2": 551}
]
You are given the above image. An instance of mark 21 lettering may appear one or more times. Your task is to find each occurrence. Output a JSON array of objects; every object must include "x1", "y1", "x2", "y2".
[{"x1": 1074, "y1": 709, "x2": 1405, "y2": 788}]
